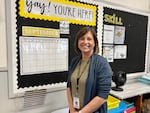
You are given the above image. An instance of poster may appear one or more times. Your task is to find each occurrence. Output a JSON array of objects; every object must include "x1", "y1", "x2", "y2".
[
  {"x1": 103, "y1": 45, "x2": 114, "y2": 62},
  {"x1": 114, "y1": 45, "x2": 127, "y2": 59},
  {"x1": 114, "y1": 26, "x2": 125, "y2": 44},
  {"x1": 103, "y1": 24, "x2": 114, "y2": 44}
]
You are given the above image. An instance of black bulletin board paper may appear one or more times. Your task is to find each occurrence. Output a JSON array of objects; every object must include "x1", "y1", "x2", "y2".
[
  {"x1": 103, "y1": 7, "x2": 148, "y2": 75},
  {"x1": 16, "y1": 1, "x2": 97, "y2": 89},
  {"x1": 17, "y1": 20, "x2": 96, "y2": 88}
]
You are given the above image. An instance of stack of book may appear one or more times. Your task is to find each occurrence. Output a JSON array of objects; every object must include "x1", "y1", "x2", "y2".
[
  {"x1": 138, "y1": 75, "x2": 150, "y2": 85},
  {"x1": 123, "y1": 103, "x2": 136, "y2": 113},
  {"x1": 108, "y1": 95, "x2": 136, "y2": 113}
]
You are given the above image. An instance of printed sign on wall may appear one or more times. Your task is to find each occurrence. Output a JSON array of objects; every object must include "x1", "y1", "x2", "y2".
[{"x1": 19, "y1": 0, "x2": 97, "y2": 26}]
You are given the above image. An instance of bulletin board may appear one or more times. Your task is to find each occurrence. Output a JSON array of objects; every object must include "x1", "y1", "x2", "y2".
[
  {"x1": 8, "y1": 0, "x2": 149, "y2": 95},
  {"x1": 102, "y1": 7, "x2": 149, "y2": 75},
  {"x1": 8, "y1": 0, "x2": 98, "y2": 93}
]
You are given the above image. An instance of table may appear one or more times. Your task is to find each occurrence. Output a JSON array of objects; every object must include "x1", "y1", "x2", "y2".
[{"x1": 110, "y1": 81, "x2": 150, "y2": 113}]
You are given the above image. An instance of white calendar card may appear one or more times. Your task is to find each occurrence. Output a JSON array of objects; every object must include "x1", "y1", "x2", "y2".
[{"x1": 19, "y1": 36, "x2": 68, "y2": 75}]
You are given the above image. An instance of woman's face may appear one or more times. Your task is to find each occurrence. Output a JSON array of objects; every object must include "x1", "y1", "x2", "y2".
[{"x1": 78, "y1": 31, "x2": 95, "y2": 55}]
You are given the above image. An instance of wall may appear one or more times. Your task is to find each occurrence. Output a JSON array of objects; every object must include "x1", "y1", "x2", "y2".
[
  {"x1": 102, "y1": 0, "x2": 150, "y2": 12},
  {"x1": 0, "y1": 0, "x2": 7, "y2": 68},
  {"x1": 1, "y1": 0, "x2": 150, "y2": 113},
  {"x1": 0, "y1": 71, "x2": 68, "y2": 113}
]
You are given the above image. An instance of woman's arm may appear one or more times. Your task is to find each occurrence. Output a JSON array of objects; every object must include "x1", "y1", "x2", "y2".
[
  {"x1": 79, "y1": 57, "x2": 112, "y2": 113},
  {"x1": 66, "y1": 88, "x2": 78, "y2": 113},
  {"x1": 79, "y1": 96, "x2": 106, "y2": 113}
]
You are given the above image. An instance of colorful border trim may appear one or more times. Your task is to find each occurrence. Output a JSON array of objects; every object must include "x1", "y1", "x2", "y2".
[{"x1": 19, "y1": 0, "x2": 97, "y2": 26}]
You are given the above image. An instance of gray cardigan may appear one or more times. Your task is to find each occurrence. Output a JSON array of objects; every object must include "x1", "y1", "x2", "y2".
[{"x1": 67, "y1": 54, "x2": 112, "y2": 113}]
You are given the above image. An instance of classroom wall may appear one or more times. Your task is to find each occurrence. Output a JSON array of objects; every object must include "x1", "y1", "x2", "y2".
[
  {"x1": 0, "y1": 71, "x2": 68, "y2": 113},
  {"x1": 103, "y1": 0, "x2": 150, "y2": 12},
  {"x1": 0, "y1": 0, "x2": 7, "y2": 68},
  {"x1": 1, "y1": 0, "x2": 150, "y2": 113}
]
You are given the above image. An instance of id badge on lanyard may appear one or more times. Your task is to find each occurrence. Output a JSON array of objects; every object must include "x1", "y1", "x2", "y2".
[{"x1": 73, "y1": 96, "x2": 80, "y2": 109}]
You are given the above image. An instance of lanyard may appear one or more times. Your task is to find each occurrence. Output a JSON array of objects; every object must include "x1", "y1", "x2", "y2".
[{"x1": 76, "y1": 60, "x2": 90, "y2": 92}]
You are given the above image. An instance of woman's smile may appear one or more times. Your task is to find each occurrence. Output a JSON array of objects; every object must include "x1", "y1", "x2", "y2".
[{"x1": 78, "y1": 31, "x2": 95, "y2": 54}]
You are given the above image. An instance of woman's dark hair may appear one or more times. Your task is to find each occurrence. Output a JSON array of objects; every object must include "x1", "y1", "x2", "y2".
[{"x1": 74, "y1": 27, "x2": 99, "y2": 54}]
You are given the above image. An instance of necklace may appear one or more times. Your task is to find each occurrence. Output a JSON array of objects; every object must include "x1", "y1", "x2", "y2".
[{"x1": 76, "y1": 60, "x2": 90, "y2": 92}]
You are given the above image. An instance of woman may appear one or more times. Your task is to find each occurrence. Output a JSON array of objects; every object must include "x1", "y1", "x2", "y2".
[{"x1": 67, "y1": 27, "x2": 112, "y2": 113}]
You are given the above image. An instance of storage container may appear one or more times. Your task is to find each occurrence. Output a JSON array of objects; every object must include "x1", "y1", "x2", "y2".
[{"x1": 107, "y1": 95, "x2": 121, "y2": 110}]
